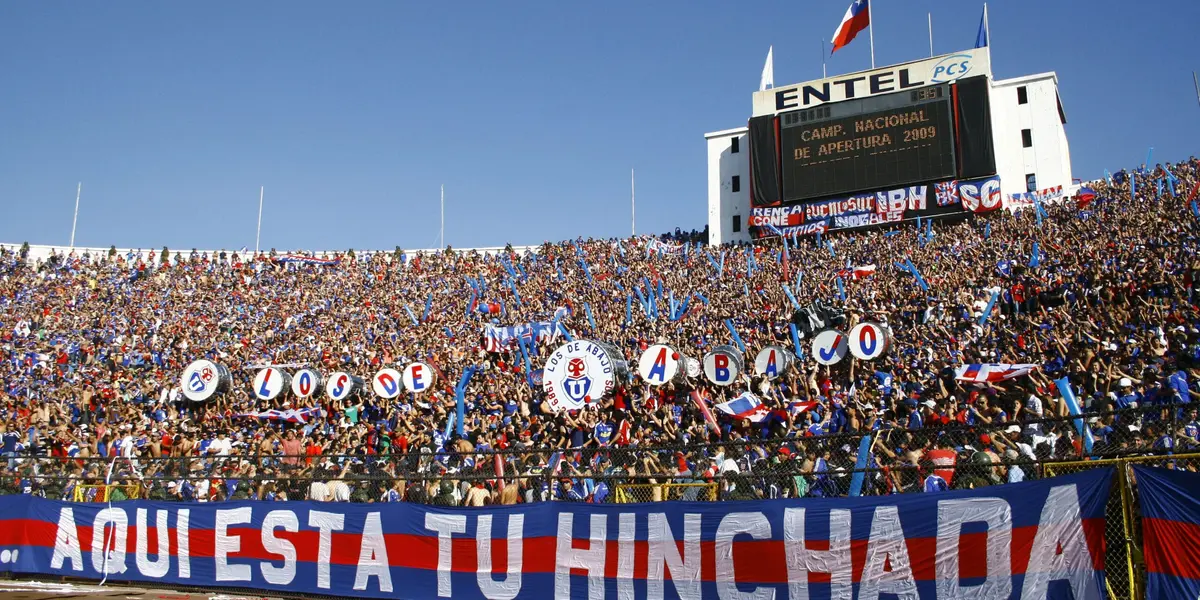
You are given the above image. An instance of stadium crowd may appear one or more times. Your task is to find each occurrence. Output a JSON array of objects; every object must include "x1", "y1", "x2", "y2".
[{"x1": 1, "y1": 158, "x2": 1199, "y2": 505}]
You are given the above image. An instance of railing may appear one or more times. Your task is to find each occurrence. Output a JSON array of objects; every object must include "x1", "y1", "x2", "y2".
[{"x1": 1, "y1": 404, "x2": 1186, "y2": 503}]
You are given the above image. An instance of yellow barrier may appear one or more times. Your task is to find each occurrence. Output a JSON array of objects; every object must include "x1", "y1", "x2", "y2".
[
  {"x1": 72, "y1": 484, "x2": 141, "y2": 502},
  {"x1": 612, "y1": 482, "x2": 718, "y2": 503}
]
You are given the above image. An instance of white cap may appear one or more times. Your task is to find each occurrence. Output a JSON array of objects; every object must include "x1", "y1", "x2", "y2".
[
  {"x1": 1005, "y1": 425, "x2": 1021, "y2": 434},
  {"x1": 1119, "y1": 378, "x2": 1132, "y2": 388}
]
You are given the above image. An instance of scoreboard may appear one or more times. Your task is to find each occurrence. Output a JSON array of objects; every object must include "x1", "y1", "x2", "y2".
[
  {"x1": 780, "y1": 94, "x2": 955, "y2": 201},
  {"x1": 748, "y1": 75, "x2": 996, "y2": 210}
]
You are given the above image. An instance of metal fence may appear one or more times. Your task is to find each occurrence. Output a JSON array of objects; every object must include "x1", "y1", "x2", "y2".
[
  {"x1": 1041, "y1": 451, "x2": 1200, "y2": 600},
  {"x1": 0, "y1": 404, "x2": 1186, "y2": 504}
]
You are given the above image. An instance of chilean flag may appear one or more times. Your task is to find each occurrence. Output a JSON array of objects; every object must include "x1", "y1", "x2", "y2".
[
  {"x1": 716, "y1": 392, "x2": 769, "y2": 422},
  {"x1": 830, "y1": 0, "x2": 871, "y2": 55},
  {"x1": 955, "y1": 363, "x2": 1038, "y2": 383},
  {"x1": 838, "y1": 264, "x2": 877, "y2": 280}
]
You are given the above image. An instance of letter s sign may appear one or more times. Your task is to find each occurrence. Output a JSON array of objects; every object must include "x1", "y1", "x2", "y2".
[
  {"x1": 960, "y1": 177, "x2": 1002, "y2": 212},
  {"x1": 930, "y1": 54, "x2": 973, "y2": 83}
]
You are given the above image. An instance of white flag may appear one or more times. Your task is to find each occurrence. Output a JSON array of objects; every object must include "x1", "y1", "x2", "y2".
[{"x1": 759, "y1": 46, "x2": 774, "y2": 91}]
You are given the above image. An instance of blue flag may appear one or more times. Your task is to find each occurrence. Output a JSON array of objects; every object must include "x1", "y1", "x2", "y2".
[
  {"x1": 848, "y1": 435, "x2": 873, "y2": 497},
  {"x1": 1055, "y1": 377, "x2": 1093, "y2": 454},
  {"x1": 789, "y1": 323, "x2": 804, "y2": 360},
  {"x1": 979, "y1": 291, "x2": 999, "y2": 325},
  {"x1": 421, "y1": 293, "x2": 433, "y2": 322},
  {"x1": 782, "y1": 284, "x2": 802, "y2": 311},
  {"x1": 584, "y1": 302, "x2": 596, "y2": 331},
  {"x1": 1029, "y1": 242, "x2": 1041, "y2": 268},
  {"x1": 724, "y1": 319, "x2": 745, "y2": 353},
  {"x1": 975, "y1": 6, "x2": 989, "y2": 48}
]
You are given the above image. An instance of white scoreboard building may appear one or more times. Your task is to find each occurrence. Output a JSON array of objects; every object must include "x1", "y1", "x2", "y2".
[{"x1": 705, "y1": 48, "x2": 1073, "y2": 245}]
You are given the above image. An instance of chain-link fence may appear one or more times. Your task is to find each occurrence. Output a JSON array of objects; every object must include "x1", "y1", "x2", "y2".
[
  {"x1": 1041, "y1": 451, "x2": 1200, "y2": 600},
  {"x1": 0, "y1": 403, "x2": 1188, "y2": 506}
]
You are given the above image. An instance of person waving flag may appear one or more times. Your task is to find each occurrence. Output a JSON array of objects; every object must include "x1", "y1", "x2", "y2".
[{"x1": 830, "y1": 0, "x2": 873, "y2": 66}]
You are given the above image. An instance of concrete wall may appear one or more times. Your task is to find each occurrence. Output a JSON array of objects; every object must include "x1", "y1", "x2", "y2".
[
  {"x1": 704, "y1": 127, "x2": 751, "y2": 246},
  {"x1": 989, "y1": 73, "x2": 1074, "y2": 200}
]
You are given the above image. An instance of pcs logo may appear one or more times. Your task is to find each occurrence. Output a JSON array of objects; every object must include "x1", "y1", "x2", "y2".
[{"x1": 930, "y1": 54, "x2": 974, "y2": 83}]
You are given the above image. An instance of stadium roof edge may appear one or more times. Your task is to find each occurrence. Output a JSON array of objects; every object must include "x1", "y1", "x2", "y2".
[
  {"x1": 0, "y1": 243, "x2": 544, "y2": 264},
  {"x1": 704, "y1": 126, "x2": 748, "y2": 139},
  {"x1": 992, "y1": 71, "x2": 1059, "y2": 88}
]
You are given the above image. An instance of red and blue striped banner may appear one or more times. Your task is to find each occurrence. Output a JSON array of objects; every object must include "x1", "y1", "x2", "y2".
[
  {"x1": 0, "y1": 468, "x2": 1111, "y2": 599},
  {"x1": 1134, "y1": 466, "x2": 1200, "y2": 600}
]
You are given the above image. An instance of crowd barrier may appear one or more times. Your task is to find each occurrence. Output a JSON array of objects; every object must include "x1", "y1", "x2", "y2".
[{"x1": 0, "y1": 469, "x2": 1114, "y2": 599}]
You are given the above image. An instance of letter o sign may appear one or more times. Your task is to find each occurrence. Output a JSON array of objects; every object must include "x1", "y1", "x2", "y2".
[{"x1": 848, "y1": 322, "x2": 890, "y2": 361}]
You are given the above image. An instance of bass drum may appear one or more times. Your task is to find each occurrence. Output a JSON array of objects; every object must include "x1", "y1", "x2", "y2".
[
  {"x1": 637, "y1": 344, "x2": 692, "y2": 386},
  {"x1": 702, "y1": 344, "x2": 745, "y2": 387},
  {"x1": 754, "y1": 345, "x2": 793, "y2": 380},
  {"x1": 594, "y1": 341, "x2": 632, "y2": 385},
  {"x1": 180, "y1": 360, "x2": 232, "y2": 402},
  {"x1": 291, "y1": 368, "x2": 324, "y2": 399},
  {"x1": 325, "y1": 372, "x2": 365, "y2": 401},
  {"x1": 252, "y1": 367, "x2": 292, "y2": 400}
]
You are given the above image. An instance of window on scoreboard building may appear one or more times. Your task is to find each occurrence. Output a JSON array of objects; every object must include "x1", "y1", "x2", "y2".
[
  {"x1": 1026, "y1": 173, "x2": 1037, "y2": 192},
  {"x1": 732, "y1": 176, "x2": 740, "y2": 193},
  {"x1": 731, "y1": 137, "x2": 740, "y2": 153},
  {"x1": 1022, "y1": 129, "x2": 1033, "y2": 148},
  {"x1": 732, "y1": 215, "x2": 741, "y2": 233}
]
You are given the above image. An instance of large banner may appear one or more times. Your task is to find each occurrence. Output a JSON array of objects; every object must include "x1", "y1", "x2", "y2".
[
  {"x1": 750, "y1": 176, "x2": 997, "y2": 239},
  {"x1": 1006, "y1": 185, "x2": 1066, "y2": 212},
  {"x1": 0, "y1": 469, "x2": 1111, "y2": 600},
  {"x1": 1133, "y1": 465, "x2": 1200, "y2": 600}
]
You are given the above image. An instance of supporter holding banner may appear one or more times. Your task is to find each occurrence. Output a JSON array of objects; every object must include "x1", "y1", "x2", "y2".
[
  {"x1": 273, "y1": 254, "x2": 340, "y2": 266},
  {"x1": 750, "y1": 179, "x2": 975, "y2": 239},
  {"x1": 0, "y1": 469, "x2": 1112, "y2": 600},
  {"x1": 484, "y1": 322, "x2": 558, "y2": 350}
]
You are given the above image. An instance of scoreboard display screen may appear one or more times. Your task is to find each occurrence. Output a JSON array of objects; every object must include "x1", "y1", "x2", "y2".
[{"x1": 779, "y1": 98, "x2": 956, "y2": 202}]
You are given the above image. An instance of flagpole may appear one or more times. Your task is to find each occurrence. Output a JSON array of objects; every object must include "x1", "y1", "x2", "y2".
[
  {"x1": 631, "y1": 168, "x2": 636, "y2": 236},
  {"x1": 255, "y1": 186, "x2": 264, "y2": 254},
  {"x1": 984, "y1": 3, "x2": 991, "y2": 54},
  {"x1": 927, "y1": 12, "x2": 933, "y2": 57},
  {"x1": 1194, "y1": 71, "x2": 1199, "y2": 108},
  {"x1": 867, "y1": 0, "x2": 875, "y2": 68},
  {"x1": 440, "y1": 184, "x2": 445, "y2": 248},
  {"x1": 821, "y1": 39, "x2": 827, "y2": 78},
  {"x1": 69, "y1": 182, "x2": 81, "y2": 249}
]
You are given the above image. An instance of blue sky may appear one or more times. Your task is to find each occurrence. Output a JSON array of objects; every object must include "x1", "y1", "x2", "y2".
[{"x1": 1, "y1": 0, "x2": 1197, "y2": 251}]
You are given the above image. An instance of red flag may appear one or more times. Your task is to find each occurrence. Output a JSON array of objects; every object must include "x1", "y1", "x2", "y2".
[
  {"x1": 830, "y1": 0, "x2": 871, "y2": 55},
  {"x1": 690, "y1": 390, "x2": 721, "y2": 434},
  {"x1": 494, "y1": 453, "x2": 505, "y2": 491}
]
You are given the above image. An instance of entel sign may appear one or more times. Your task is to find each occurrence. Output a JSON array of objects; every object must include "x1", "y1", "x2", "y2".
[{"x1": 752, "y1": 47, "x2": 992, "y2": 117}]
